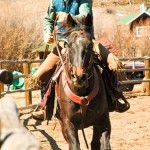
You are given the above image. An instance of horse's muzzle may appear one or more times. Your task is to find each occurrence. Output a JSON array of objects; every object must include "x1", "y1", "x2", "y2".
[
  {"x1": 72, "y1": 66, "x2": 85, "y2": 76},
  {"x1": 71, "y1": 73, "x2": 88, "y2": 88}
]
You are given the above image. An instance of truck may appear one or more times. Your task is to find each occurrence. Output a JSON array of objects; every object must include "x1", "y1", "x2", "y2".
[{"x1": 118, "y1": 61, "x2": 145, "y2": 92}]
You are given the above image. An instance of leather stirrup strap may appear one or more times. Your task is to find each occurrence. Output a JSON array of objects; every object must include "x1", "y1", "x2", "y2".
[{"x1": 38, "y1": 83, "x2": 52, "y2": 109}]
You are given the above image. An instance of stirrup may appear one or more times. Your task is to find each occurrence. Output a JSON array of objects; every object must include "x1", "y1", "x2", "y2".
[
  {"x1": 33, "y1": 105, "x2": 39, "y2": 112},
  {"x1": 116, "y1": 100, "x2": 130, "y2": 113},
  {"x1": 32, "y1": 105, "x2": 46, "y2": 121}
]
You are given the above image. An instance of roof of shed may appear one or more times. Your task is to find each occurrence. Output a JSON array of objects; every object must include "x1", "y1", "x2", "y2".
[
  {"x1": 34, "y1": 43, "x2": 55, "y2": 52},
  {"x1": 118, "y1": 8, "x2": 150, "y2": 25}
]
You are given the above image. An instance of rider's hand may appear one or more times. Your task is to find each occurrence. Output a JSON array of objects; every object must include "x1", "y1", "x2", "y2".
[
  {"x1": 44, "y1": 32, "x2": 54, "y2": 44},
  {"x1": 25, "y1": 75, "x2": 44, "y2": 90},
  {"x1": 56, "y1": 12, "x2": 68, "y2": 24},
  {"x1": 107, "y1": 53, "x2": 123, "y2": 71}
]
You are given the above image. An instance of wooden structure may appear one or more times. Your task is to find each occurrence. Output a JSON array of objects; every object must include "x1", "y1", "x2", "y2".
[
  {"x1": 117, "y1": 4, "x2": 150, "y2": 57},
  {"x1": 32, "y1": 43, "x2": 55, "y2": 59},
  {"x1": 30, "y1": 44, "x2": 55, "y2": 71}
]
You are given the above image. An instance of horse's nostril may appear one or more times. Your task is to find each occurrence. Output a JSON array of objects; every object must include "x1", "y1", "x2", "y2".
[
  {"x1": 71, "y1": 73, "x2": 87, "y2": 82},
  {"x1": 80, "y1": 74, "x2": 87, "y2": 80},
  {"x1": 71, "y1": 73, "x2": 76, "y2": 78}
]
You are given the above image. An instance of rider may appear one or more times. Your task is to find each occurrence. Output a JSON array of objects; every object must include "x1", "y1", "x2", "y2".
[{"x1": 28, "y1": 0, "x2": 129, "y2": 120}]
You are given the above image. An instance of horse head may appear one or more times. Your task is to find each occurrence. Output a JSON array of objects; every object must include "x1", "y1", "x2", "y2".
[{"x1": 65, "y1": 14, "x2": 94, "y2": 89}]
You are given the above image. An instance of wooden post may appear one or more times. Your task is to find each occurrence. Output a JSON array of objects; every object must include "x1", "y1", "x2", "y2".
[
  {"x1": 0, "y1": 82, "x2": 4, "y2": 98},
  {"x1": 0, "y1": 66, "x2": 4, "y2": 98},
  {"x1": 23, "y1": 62, "x2": 32, "y2": 106},
  {"x1": 144, "y1": 59, "x2": 150, "y2": 95}
]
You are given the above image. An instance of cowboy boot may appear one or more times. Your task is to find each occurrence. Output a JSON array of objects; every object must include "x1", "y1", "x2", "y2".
[
  {"x1": 32, "y1": 84, "x2": 55, "y2": 120},
  {"x1": 102, "y1": 68, "x2": 130, "y2": 113}
]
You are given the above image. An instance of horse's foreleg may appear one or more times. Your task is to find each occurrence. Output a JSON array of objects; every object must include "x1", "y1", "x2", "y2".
[
  {"x1": 100, "y1": 130, "x2": 111, "y2": 150},
  {"x1": 91, "y1": 126, "x2": 101, "y2": 150},
  {"x1": 60, "y1": 120, "x2": 81, "y2": 150},
  {"x1": 100, "y1": 119, "x2": 111, "y2": 150},
  {"x1": 91, "y1": 120, "x2": 111, "y2": 150}
]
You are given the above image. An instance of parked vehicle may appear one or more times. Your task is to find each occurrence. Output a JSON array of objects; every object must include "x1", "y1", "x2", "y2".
[{"x1": 118, "y1": 61, "x2": 145, "y2": 92}]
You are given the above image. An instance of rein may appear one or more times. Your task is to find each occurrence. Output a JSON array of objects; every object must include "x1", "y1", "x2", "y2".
[{"x1": 53, "y1": 24, "x2": 72, "y2": 85}]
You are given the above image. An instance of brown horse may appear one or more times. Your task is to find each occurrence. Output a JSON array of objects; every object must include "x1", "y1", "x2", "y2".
[{"x1": 55, "y1": 15, "x2": 111, "y2": 150}]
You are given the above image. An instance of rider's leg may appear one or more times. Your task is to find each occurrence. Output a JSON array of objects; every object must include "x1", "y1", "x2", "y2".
[
  {"x1": 94, "y1": 42, "x2": 129, "y2": 112},
  {"x1": 93, "y1": 42, "x2": 122, "y2": 71},
  {"x1": 33, "y1": 52, "x2": 59, "y2": 83},
  {"x1": 32, "y1": 82, "x2": 55, "y2": 120},
  {"x1": 31, "y1": 46, "x2": 61, "y2": 120}
]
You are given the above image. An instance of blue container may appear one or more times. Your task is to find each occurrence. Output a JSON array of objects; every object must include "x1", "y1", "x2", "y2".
[{"x1": 12, "y1": 71, "x2": 24, "y2": 90}]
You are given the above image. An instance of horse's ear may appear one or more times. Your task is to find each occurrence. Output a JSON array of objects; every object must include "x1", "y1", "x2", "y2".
[
  {"x1": 85, "y1": 14, "x2": 93, "y2": 27},
  {"x1": 66, "y1": 14, "x2": 77, "y2": 27}
]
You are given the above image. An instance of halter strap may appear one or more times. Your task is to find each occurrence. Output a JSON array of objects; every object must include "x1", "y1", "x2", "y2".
[{"x1": 62, "y1": 67, "x2": 99, "y2": 105}]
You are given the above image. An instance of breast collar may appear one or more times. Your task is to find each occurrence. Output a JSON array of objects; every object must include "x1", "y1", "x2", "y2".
[{"x1": 62, "y1": 67, "x2": 99, "y2": 105}]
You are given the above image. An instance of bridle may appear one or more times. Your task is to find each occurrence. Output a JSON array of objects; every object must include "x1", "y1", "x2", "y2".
[
  {"x1": 53, "y1": 25, "x2": 94, "y2": 85},
  {"x1": 66, "y1": 51, "x2": 93, "y2": 87},
  {"x1": 56, "y1": 29, "x2": 99, "y2": 106}
]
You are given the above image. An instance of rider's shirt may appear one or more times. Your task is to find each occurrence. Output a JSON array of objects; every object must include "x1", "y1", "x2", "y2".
[{"x1": 44, "y1": 0, "x2": 93, "y2": 39}]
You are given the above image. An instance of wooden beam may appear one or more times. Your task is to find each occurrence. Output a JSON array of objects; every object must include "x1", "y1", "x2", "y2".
[
  {"x1": 23, "y1": 62, "x2": 32, "y2": 106},
  {"x1": 144, "y1": 59, "x2": 150, "y2": 95},
  {"x1": 0, "y1": 82, "x2": 4, "y2": 98},
  {"x1": 0, "y1": 67, "x2": 4, "y2": 98}
]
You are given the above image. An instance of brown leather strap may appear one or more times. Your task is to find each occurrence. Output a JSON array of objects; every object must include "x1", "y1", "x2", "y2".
[
  {"x1": 60, "y1": 67, "x2": 99, "y2": 105},
  {"x1": 38, "y1": 83, "x2": 52, "y2": 109}
]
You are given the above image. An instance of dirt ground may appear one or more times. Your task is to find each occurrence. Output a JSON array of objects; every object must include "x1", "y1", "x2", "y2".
[{"x1": 4, "y1": 84, "x2": 150, "y2": 150}]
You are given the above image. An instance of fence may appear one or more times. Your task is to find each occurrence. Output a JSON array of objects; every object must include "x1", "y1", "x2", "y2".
[
  {"x1": 0, "y1": 59, "x2": 43, "y2": 106},
  {"x1": 0, "y1": 56, "x2": 150, "y2": 106}
]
